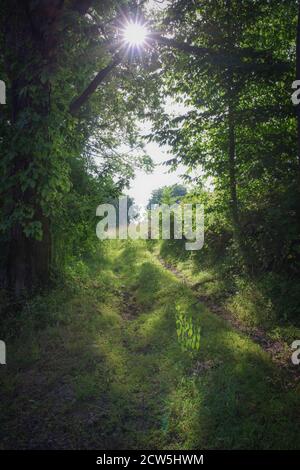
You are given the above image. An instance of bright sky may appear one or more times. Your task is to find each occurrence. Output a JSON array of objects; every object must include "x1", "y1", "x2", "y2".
[
  {"x1": 145, "y1": 0, "x2": 171, "y2": 13},
  {"x1": 127, "y1": 0, "x2": 190, "y2": 208},
  {"x1": 127, "y1": 116, "x2": 187, "y2": 208},
  {"x1": 128, "y1": 143, "x2": 186, "y2": 208}
]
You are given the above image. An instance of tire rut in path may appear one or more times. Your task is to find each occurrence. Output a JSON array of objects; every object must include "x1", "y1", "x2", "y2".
[{"x1": 158, "y1": 256, "x2": 300, "y2": 384}]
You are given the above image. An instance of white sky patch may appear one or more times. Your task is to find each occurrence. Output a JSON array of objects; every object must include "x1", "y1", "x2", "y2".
[
  {"x1": 128, "y1": 140, "x2": 187, "y2": 208},
  {"x1": 128, "y1": 96, "x2": 197, "y2": 208},
  {"x1": 145, "y1": 0, "x2": 170, "y2": 13}
]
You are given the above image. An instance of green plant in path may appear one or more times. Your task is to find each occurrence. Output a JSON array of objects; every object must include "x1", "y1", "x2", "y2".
[
  {"x1": 0, "y1": 241, "x2": 300, "y2": 449},
  {"x1": 175, "y1": 301, "x2": 201, "y2": 353}
]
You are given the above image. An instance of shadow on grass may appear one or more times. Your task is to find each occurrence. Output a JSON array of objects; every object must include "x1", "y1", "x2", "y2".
[{"x1": 0, "y1": 241, "x2": 299, "y2": 450}]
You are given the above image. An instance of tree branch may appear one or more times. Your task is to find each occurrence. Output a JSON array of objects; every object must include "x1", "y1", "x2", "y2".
[
  {"x1": 151, "y1": 34, "x2": 277, "y2": 66},
  {"x1": 69, "y1": 55, "x2": 122, "y2": 115}
]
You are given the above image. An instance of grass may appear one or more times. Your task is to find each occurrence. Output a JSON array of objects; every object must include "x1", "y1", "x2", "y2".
[
  {"x1": 0, "y1": 240, "x2": 299, "y2": 449},
  {"x1": 158, "y1": 239, "x2": 300, "y2": 345}
]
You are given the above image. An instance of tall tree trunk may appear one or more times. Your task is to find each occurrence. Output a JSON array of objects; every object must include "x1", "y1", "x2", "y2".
[
  {"x1": 228, "y1": 103, "x2": 240, "y2": 240},
  {"x1": 294, "y1": 0, "x2": 300, "y2": 256},
  {"x1": 296, "y1": 0, "x2": 300, "y2": 173},
  {"x1": 0, "y1": 1, "x2": 62, "y2": 295},
  {"x1": 225, "y1": 1, "x2": 241, "y2": 248},
  {"x1": 225, "y1": 0, "x2": 251, "y2": 271},
  {"x1": 227, "y1": 103, "x2": 252, "y2": 270}
]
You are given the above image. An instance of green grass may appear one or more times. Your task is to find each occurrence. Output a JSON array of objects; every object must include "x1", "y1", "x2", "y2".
[
  {"x1": 0, "y1": 240, "x2": 299, "y2": 449},
  {"x1": 158, "y1": 240, "x2": 300, "y2": 344}
]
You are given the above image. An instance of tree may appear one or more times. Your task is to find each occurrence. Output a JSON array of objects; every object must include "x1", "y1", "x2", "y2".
[
  {"x1": 0, "y1": 0, "x2": 160, "y2": 294},
  {"x1": 147, "y1": 184, "x2": 187, "y2": 208},
  {"x1": 150, "y1": 0, "x2": 298, "y2": 273}
]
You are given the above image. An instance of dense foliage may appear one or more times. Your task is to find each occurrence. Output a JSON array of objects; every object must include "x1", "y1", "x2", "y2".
[
  {"x1": 147, "y1": 0, "x2": 300, "y2": 327},
  {"x1": 0, "y1": 0, "x2": 299, "y2": 324},
  {"x1": 0, "y1": 0, "x2": 160, "y2": 293}
]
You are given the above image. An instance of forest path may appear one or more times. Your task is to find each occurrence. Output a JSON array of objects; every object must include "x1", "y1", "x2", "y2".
[
  {"x1": 157, "y1": 256, "x2": 299, "y2": 377},
  {"x1": 0, "y1": 241, "x2": 299, "y2": 449}
]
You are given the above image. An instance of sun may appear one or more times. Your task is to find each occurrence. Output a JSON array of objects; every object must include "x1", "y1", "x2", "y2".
[{"x1": 123, "y1": 21, "x2": 148, "y2": 47}]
